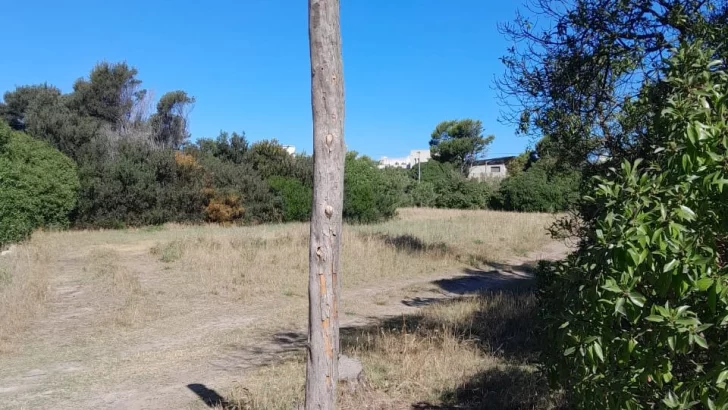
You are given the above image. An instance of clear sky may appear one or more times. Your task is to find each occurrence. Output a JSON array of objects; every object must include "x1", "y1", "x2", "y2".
[{"x1": 1, "y1": 0, "x2": 533, "y2": 159}]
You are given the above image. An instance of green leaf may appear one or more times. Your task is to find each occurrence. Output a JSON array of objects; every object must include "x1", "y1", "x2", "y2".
[
  {"x1": 615, "y1": 297, "x2": 626, "y2": 316},
  {"x1": 667, "y1": 336, "x2": 676, "y2": 351},
  {"x1": 559, "y1": 321, "x2": 570, "y2": 329},
  {"x1": 687, "y1": 123, "x2": 698, "y2": 143},
  {"x1": 717, "y1": 370, "x2": 728, "y2": 384},
  {"x1": 694, "y1": 334, "x2": 708, "y2": 349},
  {"x1": 676, "y1": 317, "x2": 700, "y2": 326},
  {"x1": 628, "y1": 291, "x2": 646, "y2": 307},
  {"x1": 593, "y1": 342, "x2": 604, "y2": 362},
  {"x1": 663, "y1": 391, "x2": 679, "y2": 408},
  {"x1": 646, "y1": 315, "x2": 664, "y2": 322},
  {"x1": 676, "y1": 205, "x2": 696, "y2": 221},
  {"x1": 697, "y1": 324, "x2": 714, "y2": 332},
  {"x1": 664, "y1": 259, "x2": 679, "y2": 273},
  {"x1": 602, "y1": 283, "x2": 622, "y2": 293},
  {"x1": 696, "y1": 277, "x2": 714, "y2": 291},
  {"x1": 563, "y1": 346, "x2": 576, "y2": 356}
]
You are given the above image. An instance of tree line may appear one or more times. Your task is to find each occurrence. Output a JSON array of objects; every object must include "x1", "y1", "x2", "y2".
[{"x1": 0, "y1": 60, "x2": 580, "y2": 247}]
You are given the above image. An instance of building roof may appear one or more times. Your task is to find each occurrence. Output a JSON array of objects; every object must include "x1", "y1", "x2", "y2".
[{"x1": 471, "y1": 156, "x2": 516, "y2": 166}]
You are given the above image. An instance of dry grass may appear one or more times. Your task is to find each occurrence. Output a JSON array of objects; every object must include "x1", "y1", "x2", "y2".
[
  {"x1": 0, "y1": 207, "x2": 562, "y2": 409},
  {"x1": 358, "y1": 208, "x2": 558, "y2": 264},
  {"x1": 228, "y1": 290, "x2": 563, "y2": 410},
  {"x1": 136, "y1": 208, "x2": 556, "y2": 302},
  {"x1": 85, "y1": 248, "x2": 152, "y2": 328},
  {"x1": 0, "y1": 234, "x2": 63, "y2": 352}
]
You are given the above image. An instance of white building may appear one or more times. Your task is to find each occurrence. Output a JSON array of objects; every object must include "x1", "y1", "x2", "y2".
[
  {"x1": 281, "y1": 145, "x2": 296, "y2": 155},
  {"x1": 378, "y1": 149, "x2": 431, "y2": 169},
  {"x1": 468, "y1": 156, "x2": 515, "y2": 179}
]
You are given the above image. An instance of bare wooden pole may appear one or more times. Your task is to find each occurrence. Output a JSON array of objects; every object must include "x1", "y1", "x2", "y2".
[{"x1": 305, "y1": 0, "x2": 345, "y2": 408}]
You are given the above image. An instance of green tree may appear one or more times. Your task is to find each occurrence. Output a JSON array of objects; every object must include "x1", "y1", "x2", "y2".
[
  {"x1": 150, "y1": 90, "x2": 195, "y2": 148},
  {"x1": 24, "y1": 91, "x2": 100, "y2": 160},
  {"x1": 539, "y1": 44, "x2": 728, "y2": 409},
  {"x1": 0, "y1": 84, "x2": 100, "y2": 160},
  {"x1": 429, "y1": 119, "x2": 494, "y2": 173},
  {"x1": 498, "y1": 0, "x2": 728, "y2": 170},
  {"x1": 70, "y1": 62, "x2": 146, "y2": 132},
  {"x1": 193, "y1": 131, "x2": 249, "y2": 164},
  {"x1": 0, "y1": 84, "x2": 61, "y2": 130},
  {"x1": 0, "y1": 123, "x2": 79, "y2": 246}
]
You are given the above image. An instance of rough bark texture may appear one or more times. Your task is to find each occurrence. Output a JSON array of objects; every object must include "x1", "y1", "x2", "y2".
[{"x1": 305, "y1": 0, "x2": 345, "y2": 409}]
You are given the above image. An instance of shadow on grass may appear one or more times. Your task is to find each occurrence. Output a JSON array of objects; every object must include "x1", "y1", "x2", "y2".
[
  {"x1": 364, "y1": 232, "x2": 542, "y2": 277},
  {"x1": 411, "y1": 366, "x2": 557, "y2": 410},
  {"x1": 345, "y1": 288, "x2": 540, "y2": 362},
  {"x1": 339, "y1": 287, "x2": 561, "y2": 409},
  {"x1": 431, "y1": 268, "x2": 534, "y2": 296},
  {"x1": 364, "y1": 232, "x2": 451, "y2": 254}
]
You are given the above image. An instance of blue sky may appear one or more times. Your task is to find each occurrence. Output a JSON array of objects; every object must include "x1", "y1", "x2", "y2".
[{"x1": 1, "y1": 0, "x2": 533, "y2": 159}]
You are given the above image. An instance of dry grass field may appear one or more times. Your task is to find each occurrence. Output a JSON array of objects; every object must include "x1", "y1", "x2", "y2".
[{"x1": 0, "y1": 208, "x2": 565, "y2": 409}]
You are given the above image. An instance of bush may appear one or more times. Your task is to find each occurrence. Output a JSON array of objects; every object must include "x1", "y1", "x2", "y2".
[
  {"x1": 198, "y1": 155, "x2": 281, "y2": 223},
  {"x1": 407, "y1": 160, "x2": 494, "y2": 209},
  {"x1": 379, "y1": 167, "x2": 415, "y2": 208},
  {"x1": 410, "y1": 181, "x2": 437, "y2": 207},
  {"x1": 497, "y1": 159, "x2": 579, "y2": 212},
  {"x1": 268, "y1": 176, "x2": 312, "y2": 222},
  {"x1": 539, "y1": 45, "x2": 728, "y2": 409},
  {"x1": 435, "y1": 178, "x2": 493, "y2": 209},
  {"x1": 344, "y1": 153, "x2": 398, "y2": 223},
  {"x1": 244, "y1": 139, "x2": 293, "y2": 180},
  {"x1": 0, "y1": 123, "x2": 79, "y2": 245},
  {"x1": 204, "y1": 192, "x2": 244, "y2": 223},
  {"x1": 74, "y1": 139, "x2": 206, "y2": 227}
]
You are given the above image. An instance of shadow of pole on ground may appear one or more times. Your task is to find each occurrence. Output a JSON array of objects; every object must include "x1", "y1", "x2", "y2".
[{"x1": 187, "y1": 383, "x2": 237, "y2": 409}]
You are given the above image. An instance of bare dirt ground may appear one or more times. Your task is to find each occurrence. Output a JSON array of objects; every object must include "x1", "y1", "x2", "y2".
[{"x1": 0, "y1": 210, "x2": 567, "y2": 410}]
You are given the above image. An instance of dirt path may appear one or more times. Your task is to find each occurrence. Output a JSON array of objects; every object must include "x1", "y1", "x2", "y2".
[{"x1": 0, "y1": 240, "x2": 568, "y2": 410}]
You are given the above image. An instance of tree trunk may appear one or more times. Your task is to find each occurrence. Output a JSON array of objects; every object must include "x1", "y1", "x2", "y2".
[{"x1": 305, "y1": 0, "x2": 345, "y2": 409}]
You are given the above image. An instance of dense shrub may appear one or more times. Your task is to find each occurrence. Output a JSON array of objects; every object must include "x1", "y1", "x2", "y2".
[
  {"x1": 496, "y1": 159, "x2": 580, "y2": 212},
  {"x1": 74, "y1": 139, "x2": 206, "y2": 227},
  {"x1": 192, "y1": 131, "x2": 249, "y2": 165},
  {"x1": 268, "y1": 176, "x2": 312, "y2": 222},
  {"x1": 539, "y1": 45, "x2": 728, "y2": 409},
  {"x1": 0, "y1": 123, "x2": 79, "y2": 245},
  {"x1": 344, "y1": 153, "x2": 398, "y2": 223},
  {"x1": 435, "y1": 178, "x2": 493, "y2": 209},
  {"x1": 407, "y1": 160, "x2": 494, "y2": 209},
  {"x1": 379, "y1": 167, "x2": 415, "y2": 208},
  {"x1": 198, "y1": 155, "x2": 281, "y2": 223},
  {"x1": 245, "y1": 140, "x2": 293, "y2": 180},
  {"x1": 410, "y1": 181, "x2": 437, "y2": 207},
  {"x1": 410, "y1": 160, "x2": 459, "y2": 186},
  {"x1": 204, "y1": 191, "x2": 245, "y2": 223}
]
